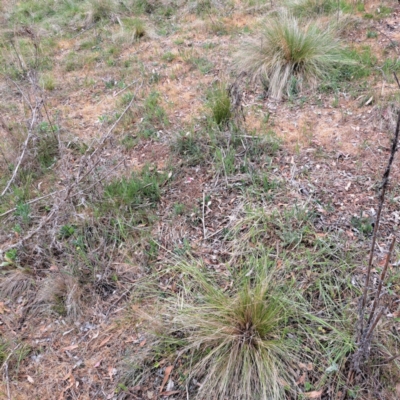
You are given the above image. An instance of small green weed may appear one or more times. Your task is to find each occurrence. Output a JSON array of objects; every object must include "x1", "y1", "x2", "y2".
[
  {"x1": 350, "y1": 212, "x2": 373, "y2": 236},
  {"x1": 119, "y1": 91, "x2": 135, "y2": 107},
  {"x1": 356, "y1": 1, "x2": 365, "y2": 12},
  {"x1": 214, "y1": 146, "x2": 236, "y2": 175},
  {"x1": 64, "y1": 52, "x2": 83, "y2": 72},
  {"x1": 171, "y1": 131, "x2": 204, "y2": 166},
  {"x1": 285, "y1": 0, "x2": 349, "y2": 17},
  {"x1": 382, "y1": 58, "x2": 400, "y2": 77},
  {"x1": 162, "y1": 51, "x2": 176, "y2": 62},
  {"x1": 129, "y1": 18, "x2": 146, "y2": 40},
  {"x1": 208, "y1": 84, "x2": 231, "y2": 126},
  {"x1": 121, "y1": 134, "x2": 137, "y2": 150},
  {"x1": 0, "y1": 339, "x2": 9, "y2": 365},
  {"x1": 103, "y1": 166, "x2": 165, "y2": 211},
  {"x1": 366, "y1": 31, "x2": 378, "y2": 39},
  {"x1": 35, "y1": 122, "x2": 59, "y2": 169},
  {"x1": 137, "y1": 91, "x2": 168, "y2": 137},
  {"x1": 86, "y1": 0, "x2": 115, "y2": 24},
  {"x1": 40, "y1": 73, "x2": 56, "y2": 90},
  {"x1": 173, "y1": 203, "x2": 186, "y2": 215},
  {"x1": 180, "y1": 49, "x2": 214, "y2": 74},
  {"x1": 375, "y1": 5, "x2": 392, "y2": 18},
  {"x1": 5, "y1": 248, "x2": 18, "y2": 264},
  {"x1": 59, "y1": 225, "x2": 76, "y2": 239},
  {"x1": 320, "y1": 46, "x2": 375, "y2": 92},
  {"x1": 15, "y1": 202, "x2": 31, "y2": 225}
]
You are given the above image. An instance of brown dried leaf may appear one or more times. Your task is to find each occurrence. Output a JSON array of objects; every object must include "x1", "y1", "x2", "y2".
[
  {"x1": 62, "y1": 344, "x2": 78, "y2": 352},
  {"x1": 296, "y1": 373, "x2": 306, "y2": 385},
  {"x1": 160, "y1": 390, "x2": 180, "y2": 396},
  {"x1": 159, "y1": 365, "x2": 173, "y2": 394},
  {"x1": 99, "y1": 335, "x2": 112, "y2": 348},
  {"x1": 305, "y1": 390, "x2": 323, "y2": 398},
  {"x1": 0, "y1": 302, "x2": 9, "y2": 314}
]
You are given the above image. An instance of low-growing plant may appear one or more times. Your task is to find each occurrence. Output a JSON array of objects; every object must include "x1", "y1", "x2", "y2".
[
  {"x1": 208, "y1": 83, "x2": 232, "y2": 126},
  {"x1": 235, "y1": 10, "x2": 354, "y2": 99},
  {"x1": 137, "y1": 91, "x2": 168, "y2": 137},
  {"x1": 37, "y1": 134, "x2": 59, "y2": 170},
  {"x1": 366, "y1": 30, "x2": 378, "y2": 39},
  {"x1": 59, "y1": 224, "x2": 76, "y2": 239},
  {"x1": 119, "y1": 91, "x2": 135, "y2": 107},
  {"x1": 0, "y1": 339, "x2": 9, "y2": 365},
  {"x1": 40, "y1": 73, "x2": 56, "y2": 90},
  {"x1": 85, "y1": 0, "x2": 115, "y2": 24},
  {"x1": 4, "y1": 248, "x2": 18, "y2": 264},
  {"x1": 173, "y1": 202, "x2": 185, "y2": 215},
  {"x1": 162, "y1": 51, "x2": 175, "y2": 62},
  {"x1": 180, "y1": 49, "x2": 214, "y2": 74},
  {"x1": 171, "y1": 131, "x2": 204, "y2": 165},
  {"x1": 214, "y1": 146, "x2": 236, "y2": 175},
  {"x1": 375, "y1": 5, "x2": 392, "y2": 18},
  {"x1": 130, "y1": 18, "x2": 146, "y2": 40},
  {"x1": 285, "y1": 0, "x2": 349, "y2": 17},
  {"x1": 103, "y1": 166, "x2": 165, "y2": 211},
  {"x1": 350, "y1": 212, "x2": 373, "y2": 236},
  {"x1": 64, "y1": 51, "x2": 83, "y2": 72},
  {"x1": 14, "y1": 202, "x2": 31, "y2": 225},
  {"x1": 319, "y1": 45, "x2": 374, "y2": 92}
]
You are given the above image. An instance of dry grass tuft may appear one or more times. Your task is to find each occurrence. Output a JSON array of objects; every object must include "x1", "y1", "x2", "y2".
[
  {"x1": 0, "y1": 269, "x2": 35, "y2": 300},
  {"x1": 35, "y1": 274, "x2": 83, "y2": 319}
]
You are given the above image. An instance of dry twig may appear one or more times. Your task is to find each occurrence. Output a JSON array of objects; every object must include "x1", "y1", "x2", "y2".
[
  {"x1": 351, "y1": 73, "x2": 400, "y2": 376},
  {"x1": 0, "y1": 106, "x2": 38, "y2": 197}
]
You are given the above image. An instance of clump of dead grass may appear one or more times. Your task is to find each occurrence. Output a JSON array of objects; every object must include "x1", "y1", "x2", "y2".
[
  {"x1": 0, "y1": 269, "x2": 35, "y2": 300},
  {"x1": 35, "y1": 274, "x2": 83, "y2": 319}
]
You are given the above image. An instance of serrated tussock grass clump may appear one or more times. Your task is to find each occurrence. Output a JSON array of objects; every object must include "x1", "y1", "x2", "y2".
[
  {"x1": 139, "y1": 259, "x2": 301, "y2": 400},
  {"x1": 176, "y1": 279, "x2": 296, "y2": 399},
  {"x1": 235, "y1": 11, "x2": 353, "y2": 99}
]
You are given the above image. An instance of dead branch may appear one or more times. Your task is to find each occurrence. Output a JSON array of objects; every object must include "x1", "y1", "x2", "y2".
[
  {"x1": 202, "y1": 192, "x2": 207, "y2": 240},
  {"x1": 367, "y1": 236, "x2": 395, "y2": 325},
  {"x1": 350, "y1": 74, "x2": 400, "y2": 377},
  {"x1": 359, "y1": 110, "x2": 400, "y2": 336},
  {"x1": 1, "y1": 208, "x2": 56, "y2": 253},
  {"x1": 0, "y1": 190, "x2": 60, "y2": 218},
  {"x1": 0, "y1": 106, "x2": 38, "y2": 197}
]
